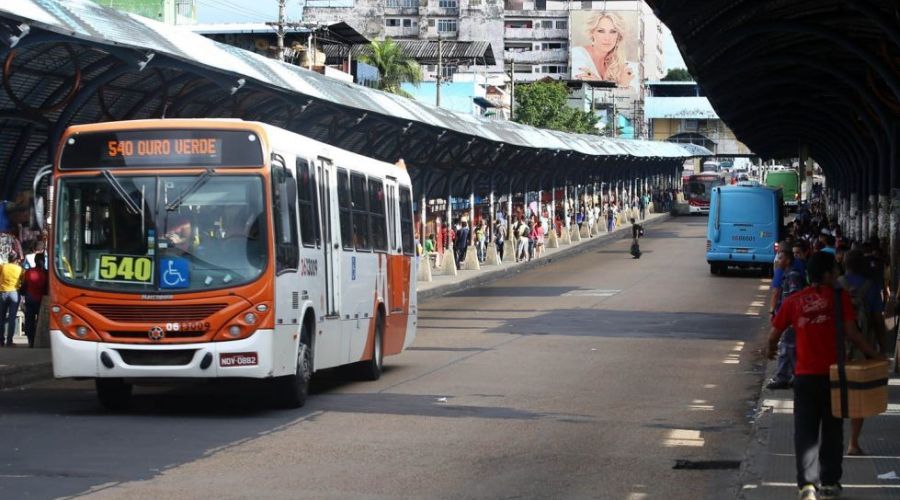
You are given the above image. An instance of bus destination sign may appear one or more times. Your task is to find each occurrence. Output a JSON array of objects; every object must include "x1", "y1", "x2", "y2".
[{"x1": 60, "y1": 129, "x2": 264, "y2": 169}]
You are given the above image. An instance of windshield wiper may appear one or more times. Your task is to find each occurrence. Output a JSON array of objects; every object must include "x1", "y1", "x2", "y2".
[
  {"x1": 101, "y1": 170, "x2": 141, "y2": 215},
  {"x1": 166, "y1": 169, "x2": 215, "y2": 211}
]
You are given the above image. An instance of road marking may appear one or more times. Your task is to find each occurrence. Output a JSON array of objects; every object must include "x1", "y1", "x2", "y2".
[
  {"x1": 663, "y1": 429, "x2": 705, "y2": 447},
  {"x1": 562, "y1": 289, "x2": 621, "y2": 297}
]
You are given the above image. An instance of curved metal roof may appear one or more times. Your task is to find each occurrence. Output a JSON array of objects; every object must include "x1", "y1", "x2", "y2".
[
  {"x1": 647, "y1": 0, "x2": 898, "y2": 195},
  {"x1": 0, "y1": 0, "x2": 707, "y2": 201}
]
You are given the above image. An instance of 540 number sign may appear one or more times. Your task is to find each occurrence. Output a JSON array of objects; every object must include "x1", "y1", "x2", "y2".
[{"x1": 97, "y1": 254, "x2": 154, "y2": 283}]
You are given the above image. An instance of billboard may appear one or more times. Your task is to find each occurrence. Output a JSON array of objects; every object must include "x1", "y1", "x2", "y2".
[{"x1": 569, "y1": 10, "x2": 640, "y2": 89}]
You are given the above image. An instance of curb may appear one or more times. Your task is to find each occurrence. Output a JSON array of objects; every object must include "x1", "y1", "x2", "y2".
[
  {"x1": 418, "y1": 214, "x2": 672, "y2": 302},
  {"x1": 0, "y1": 356, "x2": 53, "y2": 391}
]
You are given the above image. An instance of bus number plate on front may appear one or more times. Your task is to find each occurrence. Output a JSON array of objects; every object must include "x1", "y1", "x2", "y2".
[
  {"x1": 96, "y1": 254, "x2": 154, "y2": 283},
  {"x1": 220, "y1": 352, "x2": 258, "y2": 367}
]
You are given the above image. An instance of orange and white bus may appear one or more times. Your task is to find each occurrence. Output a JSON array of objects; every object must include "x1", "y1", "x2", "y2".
[{"x1": 41, "y1": 119, "x2": 417, "y2": 409}]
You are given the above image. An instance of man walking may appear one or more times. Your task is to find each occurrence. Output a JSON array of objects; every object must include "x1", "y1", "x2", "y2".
[{"x1": 768, "y1": 252, "x2": 883, "y2": 499}]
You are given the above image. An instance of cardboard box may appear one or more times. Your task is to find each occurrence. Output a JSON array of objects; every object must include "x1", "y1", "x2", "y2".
[{"x1": 830, "y1": 359, "x2": 889, "y2": 419}]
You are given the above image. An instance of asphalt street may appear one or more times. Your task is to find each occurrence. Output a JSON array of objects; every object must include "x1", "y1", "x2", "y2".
[{"x1": 0, "y1": 217, "x2": 773, "y2": 499}]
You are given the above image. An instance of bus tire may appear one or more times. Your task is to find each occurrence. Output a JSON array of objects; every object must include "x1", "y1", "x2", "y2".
[
  {"x1": 272, "y1": 323, "x2": 312, "y2": 409},
  {"x1": 96, "y1": 378, "x2": 132, "y2": 411},
  {"x1": 359, "y1": 313, "x2": 384, "y2": 381},
  {"x1": 710, "y1": 263, "x2": 719, "y2": 275}
]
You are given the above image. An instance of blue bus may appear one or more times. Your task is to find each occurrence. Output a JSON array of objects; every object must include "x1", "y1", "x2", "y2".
[{"x1": 707, "y1": 185, "x2": 784, "y2": 275}]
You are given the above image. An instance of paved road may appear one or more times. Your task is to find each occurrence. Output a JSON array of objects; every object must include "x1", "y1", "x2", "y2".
[{"x1": 0, "y1": 218, "x2": 773, "y2": 499}]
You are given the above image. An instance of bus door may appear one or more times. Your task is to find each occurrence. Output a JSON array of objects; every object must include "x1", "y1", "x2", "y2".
[
  {"x1": 384, "y1": 177, "x2": 403, "y2": 314},
  {"x1": 317, "y1": 157, "x2": 339, "y2": 317},
  {"x1": 270, "y1": 152, "x2": 302, "y2": 336}
]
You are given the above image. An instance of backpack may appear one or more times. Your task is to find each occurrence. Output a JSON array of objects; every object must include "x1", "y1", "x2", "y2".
[
  {"x1": 515, "y1": 222, "x2": 527, "y2": 238},
  {"x1": 780, "y1": 268, "x2": 805, "y2": 302},
  {"x1": 837, "y1": 275, "x2": 873, "y2": 344}
]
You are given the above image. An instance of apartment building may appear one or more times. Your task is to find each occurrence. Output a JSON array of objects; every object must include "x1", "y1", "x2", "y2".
[
  {"x1": 302, "y1": 0, "x2": 667, "y2": 132},
  {"x1": 92, "y1": 0, "x2": 197, "y2": 25}
]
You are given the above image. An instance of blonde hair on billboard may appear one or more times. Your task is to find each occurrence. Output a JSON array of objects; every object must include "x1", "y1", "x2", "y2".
[{"x1": 585, "y1": 11, "x2": 627, "y2": 84}]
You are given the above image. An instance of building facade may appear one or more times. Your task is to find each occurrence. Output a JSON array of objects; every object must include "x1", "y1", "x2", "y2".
[
  {"x1": 92, "y1": 0, "x2": 197, "y2": 25},
  {"x1": 303, "y1": 0, "x2": 667, "y2": 131},
  {"x1": 645, "y1": 81, "x2": 752, "y2": 156}
]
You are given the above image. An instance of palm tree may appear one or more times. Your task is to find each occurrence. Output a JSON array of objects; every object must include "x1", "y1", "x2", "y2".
[{"x1": 358, "y1": 38, "x2": 422, "y2": 97}]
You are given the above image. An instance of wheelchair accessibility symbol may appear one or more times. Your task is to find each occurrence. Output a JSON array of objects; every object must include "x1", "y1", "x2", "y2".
[{"x1": 159, "y1": 257, "x2": 189, "y2": 289}]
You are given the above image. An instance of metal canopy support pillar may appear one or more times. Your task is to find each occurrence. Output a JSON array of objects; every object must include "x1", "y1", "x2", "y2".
[
  {"x1": 441, "y1": 174, "x2": 458, "y2": 276},
  {"x1": 561, "y1": 177, "x2": 571, "y2": 245},
  {"x1": 464, "y1": 176, "x2": 480, "y2": 271},
  {"x1": 504, "y1": 178, "x2": 516, "y2": 262},
  {"x1": 548, "y1": 177, "x2": 559, "y2": 248},
  {"x1": 485, "y1": 175, "x2": 501, "y2": 265}
]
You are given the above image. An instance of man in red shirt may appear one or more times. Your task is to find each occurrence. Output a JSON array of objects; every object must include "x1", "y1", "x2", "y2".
[
  {"x1": 768, "y1": 251, "x2": 883, "y2": 499},
  {"x1": 20, "y1": 252, "x2": 48, "y2": 348}
]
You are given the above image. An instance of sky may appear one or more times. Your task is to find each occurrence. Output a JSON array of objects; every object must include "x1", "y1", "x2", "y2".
[{"x1": 196, "y1": 1, "x2": 687, "y2": 70}]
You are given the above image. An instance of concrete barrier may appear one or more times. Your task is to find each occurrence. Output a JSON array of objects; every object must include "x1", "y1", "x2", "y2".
[
  {"x1": 547, "y1": 228, "x2": 559, "y2": 248},
  {"x1": 463, "y1": 245, "x2": 480, "y2": 271},
  {"x1": 417, "y1": 256, "x2": 432, "y2": 282},
  {"x1": 484, "y1": 242, "x2": 501, "y2": 265}
]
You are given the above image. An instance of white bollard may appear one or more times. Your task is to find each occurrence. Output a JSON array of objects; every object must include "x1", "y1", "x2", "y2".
[
  {"x1": 441, "y1": 248, "x2": 458, "y2": 276},
  {"x1": 416, "y1": 256, "x2": 432, "y2": 282},
  {"x1": 485, "y1": 242, "x2": 501, "y2": 265},
  {"x1": 547, "y1": 227, "x2": 559, "y2": 248},
  {"x1": 560, "y1": 227, "x2": 572, "y2": 245},
  {"x1": 571, "y1": 225, "x2": 582, "y2": 242},
  {"x1": 580, "y1": 223, "x2": 591, "y2": 239},
  {"x1": 463, "y1": 245, "x2": 480, "y2": 271}
]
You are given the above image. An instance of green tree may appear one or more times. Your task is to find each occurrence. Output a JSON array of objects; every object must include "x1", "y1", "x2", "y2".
[
  {"x1": 514, "y1": 81, "x2": 599, "y2": 134},
  {"x1": 661, "y1": 68, "x2": 693, "y2": 81},
  {"x1": 358, "y1": 38, "x2": 422, "y2": 97}
]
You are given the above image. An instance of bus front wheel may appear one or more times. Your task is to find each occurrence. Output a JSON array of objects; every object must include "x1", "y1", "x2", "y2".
[
  {"x1": 272, "y1": 323, "x2": 312, "y2": 408},
  {"x1": 96, "y1": 378, "x2": 132, "y2": 411}
]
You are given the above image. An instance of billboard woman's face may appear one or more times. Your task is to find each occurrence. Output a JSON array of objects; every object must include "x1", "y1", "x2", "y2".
[{"x1": 592, "y1": 17, "x2": 619, "y2": 54}]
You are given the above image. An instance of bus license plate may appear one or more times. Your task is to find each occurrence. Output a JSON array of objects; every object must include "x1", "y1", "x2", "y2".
[
  {"x1": 219, "y1": 352, "x2": 258, "y2": 367},
  {"x1": 735, "y1": 248, "x2": 750, "y2": 254}
]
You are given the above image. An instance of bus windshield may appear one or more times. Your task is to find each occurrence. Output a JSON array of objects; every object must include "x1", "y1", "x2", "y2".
[
  {"x1": 55, "y1": 174, "x2": 268, "y2": 293},
  {"x1": 687, "y1": 175, "x2": 723, "y2": 203}
]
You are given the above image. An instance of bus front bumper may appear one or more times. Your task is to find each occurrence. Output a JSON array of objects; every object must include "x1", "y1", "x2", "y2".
[
  {"x1": 706, "y1": 252, "x2": 775, "y2": 265},
  {"x1": 51, "y1": 329, "x2": 280, "y2": 379}
]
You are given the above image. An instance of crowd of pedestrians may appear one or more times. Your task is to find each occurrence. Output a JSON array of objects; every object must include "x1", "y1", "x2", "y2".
[
  {"x1": 765, "y1": 198, "x2": 894, "y2": 500},
  {"x1": 0, "y1": 240, "x2": 48, "y2": 348},
  {"x1": 417, "y1": 188, "x2": 676, "y2": 270}
]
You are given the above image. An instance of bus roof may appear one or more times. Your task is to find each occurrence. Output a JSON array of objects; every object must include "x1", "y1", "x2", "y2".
[{"x1": 718, "y1": 184, "x2": 780, "y2": 193}]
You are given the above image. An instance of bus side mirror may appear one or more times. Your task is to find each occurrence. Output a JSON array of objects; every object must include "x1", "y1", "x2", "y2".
[{"x1": 32, "y1": 164, "x2": 53, "y2": 231}]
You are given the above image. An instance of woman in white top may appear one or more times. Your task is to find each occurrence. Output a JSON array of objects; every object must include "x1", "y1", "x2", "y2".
[{"x1": 571, "y1": 12, "x2": 634, "y2": 88}]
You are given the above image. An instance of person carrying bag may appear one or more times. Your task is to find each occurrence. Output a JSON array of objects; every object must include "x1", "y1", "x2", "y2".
[{"x1": 767, "y1": 251, "x2": 883, "y2": 499}]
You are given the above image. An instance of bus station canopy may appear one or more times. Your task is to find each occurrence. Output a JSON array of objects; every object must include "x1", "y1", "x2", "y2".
[
  {"x1": 646, "y1": 0, "x2": 899, "y2": 196},
  {"x1": 0, "y1": 0, "x2": 709, "y2": 201}
]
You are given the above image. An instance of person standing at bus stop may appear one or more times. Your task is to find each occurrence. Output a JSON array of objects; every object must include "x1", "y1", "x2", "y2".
[
  {"x1": 0, "y1": 251, "x2": 23, "y2": 347},
  {"x1": 20, "y1": 253, "x2": 48, "y2": 348},
  {"x1": 768, "y1": 252, "x2": 883, "y2": 500}
]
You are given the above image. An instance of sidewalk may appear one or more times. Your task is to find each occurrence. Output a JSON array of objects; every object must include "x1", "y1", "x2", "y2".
[
  {"x1": 0, "y1": 212, "x2": 670, "y2": 391},
  {"x1": 0, "y1": 329, "x2": 52, "y2": 390},
  {"x1": 739, "y1": 358, "x2": 900, "y2": 499},
  {"x1": 420, "y1": 212, "x2": 669, "y2": 301}
]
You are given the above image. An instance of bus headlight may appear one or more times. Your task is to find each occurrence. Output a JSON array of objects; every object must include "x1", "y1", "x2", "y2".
[
  {"x1": 214, "y1": 303, "x2": 272, "y2": 342},
  {"x1": 50, "y1": 305, "x2": 101, "y2": 342}
]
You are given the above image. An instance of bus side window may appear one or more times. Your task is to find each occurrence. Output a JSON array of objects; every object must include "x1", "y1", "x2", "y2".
[
  {"x1": 296, "y1": 158, "x2": 320, "y2": 247},
  {"x1": 399, "y1": 186, "x2": 414, "y2": 255},
  {"x1": 337, "y1": 168, "x2": 353, "y2": 250},
  {"x1": 368, "y1": 178, "x2": 387, "y2": 252},
  {"x1": 350, "y1": 172, "x2": 370, "y2": 250},
  {"x1": 271, "y1": 156, "x2": 299, "y2": 273}
]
